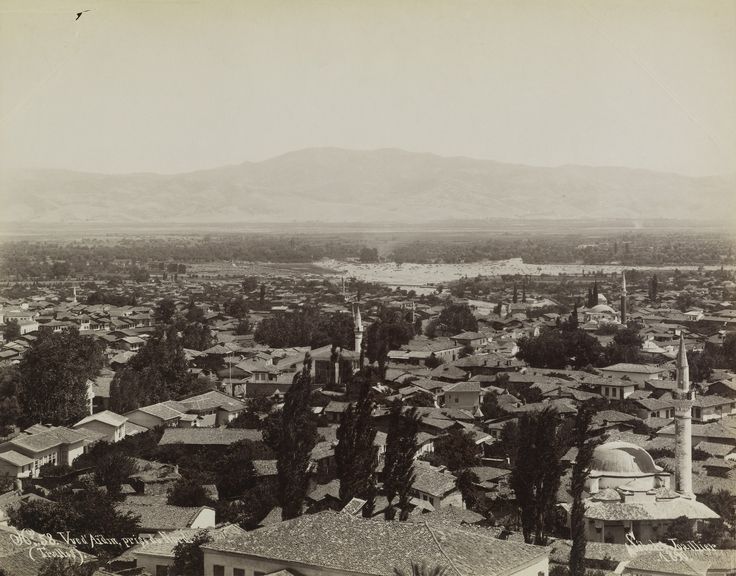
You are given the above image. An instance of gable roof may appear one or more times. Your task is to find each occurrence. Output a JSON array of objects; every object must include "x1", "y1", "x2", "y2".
[
  {"x1": 201, "y1": 510, "x2": 546, "y2": 576},
  {"x1": 158, "y1": 427, "x2": 263, "y2": 446}
]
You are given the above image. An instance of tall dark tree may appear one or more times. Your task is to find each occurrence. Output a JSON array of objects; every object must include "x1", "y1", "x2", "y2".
[
  {"x1": 109, "y1": 326, "x2": 195, "y2": 412},
  {"x1": 383, "y1": 401, "x2": 420, "y2": 521},
  {"x1": 171, "y1": 530, "x2": 213, "y2": 576},
  {"x1": 3, "y1": 319, "x2": 20, "y2": 342},
  {"x1": 335, "y1": 369, "x2": 378, "y2": 509},
  {"x1": 365, "y1": 307, "x2": 414, "y2": 369},
  {"x1": 649, "y1": 275, "x2": 659, "y2": 301},
  {"x1": 276, "y1": 355, "x2": 318, "y2": 520},
  {"x1": 430, "y1": 428, "x2": 480, "y2": 472},
  {"x1": 570, "y1": 405, "x2": 599, "y2": 576},
  {"x1": 510, "y1": 407, "x2": 563, "y2": 545},
  {"x1": 17, "y1": 328, "x2": 103, "y2": 426},
  {"x1": 513, "y1": 283, "x2": 518, "y2": 303},
  {"x1": 605, "y1": 327, "x2": 643, "y2": 364},
  {"x1": 94, "y1": 452, "x2": 138, "y2": 497},
  {"x1": 592, "y1": 280, "x2": 599, "y2": 306},
  {"x1": 154, "y1": 297, "x2": 176, "y2": 324},
  {"x1": 437, "y1": 303, "x2": 478, "y2": 335}
]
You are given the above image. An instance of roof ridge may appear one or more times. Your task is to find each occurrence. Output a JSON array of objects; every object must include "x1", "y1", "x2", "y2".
[{"x1": 423, "y1": 521, "x2": 464, "y2": 576}]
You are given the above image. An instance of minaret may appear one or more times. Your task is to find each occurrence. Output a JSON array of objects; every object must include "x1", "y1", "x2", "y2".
[
  {"x1": 620, "y1": 271, "x2": 627, "y2": 324},
  {"x1": 353, "y1": 303, "x2": 364, "y2": 353},
  {"x1": 674, "y1": 334, "x2": 694, "y2": 498},
  {"x1": 72, "y1": 285, "x2": 78, "y2": 304}
]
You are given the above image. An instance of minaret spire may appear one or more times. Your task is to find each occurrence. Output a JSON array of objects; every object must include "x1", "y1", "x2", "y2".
[
  {"x1": 353, "y1": 303, "x2": 364, "y2": 353},
  {"x1": 674, "y1": 333, "x2": 694, "y2": 498},
  {"x1": 620, "y1": 271, "x2": 627, "y2": 324}
]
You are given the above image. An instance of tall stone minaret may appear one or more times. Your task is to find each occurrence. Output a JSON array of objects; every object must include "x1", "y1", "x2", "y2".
[
  {"x1": 674, "y1": 334, "x2": 694, "y2": 498},
  {"x1": 72, "y1": 285, "x2": 78, "y2": 304},
  {"x1": 620, "y1": 271, "x2": 627, "y2": 324},
  {"x1": 353, "y1": 303, "x2": 364, "y2": 353}
]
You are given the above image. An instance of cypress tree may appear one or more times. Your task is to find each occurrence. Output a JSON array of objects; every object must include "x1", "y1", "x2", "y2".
[
  {"x1": 513, "y1": 283, "x2": 518, "y2": 303},
  {"x1": 592, "y1": 280, "x2": 599, "y2": 306},
  {"x1": 570, "y1": 405, "x2": 599, "y2": 576},
  {"x1": 336, "y1": 368, "x2": 378, "y2": 509},
  {"x1": 509, "y1": 407, "x2": 563, "y2": 545},
  {"x1": 384, "y1": 401, "x2": 420, "y2": 521},
  {"x1": 277, "y1": 354, "x2": 318, "y2": 520}
]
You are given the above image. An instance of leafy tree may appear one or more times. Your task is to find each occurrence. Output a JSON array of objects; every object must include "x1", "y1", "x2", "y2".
[
  {"x1": 3, "y1": 319, "x2": 20, "y2": 342},
  {"x1": 242, "y1": 276, "x2": 259, "y2": 293},
  {"x1": 234, "y1": 317, "x2": 252, "y2": 335},
  {"x1": 365, "y1": 307, "x2": 415, "y2": 367},
  {"x1": 37, "y1": 559, "x2": 97, "y2": 576},
  {"x1": 109, "y1": 327, "x2": 195, "y2": 412},
  {"x1": 424, "y1": 352, "x2": 442, "y2": 368},
  {"x1": 455, "y1": 468, "x2": 481, "y2": 511},
  {"x1": 649, "y1": 275, "x2": 659, "y2": 301},
  {"x1": 154, "y1": 298, "x2": 177, "y2": 324},
  {"x1": 224, "y1": 297, "x2": 249, "y2": 319},
  {"x1": 17, "y1": 328, "x2": 103, "y2": 426},
  {"x1": 723, "y1": 333, "x2": 736, "y2": 371},
  {"x1": 275, "y1": 356, "x2": 318, "y2": 520},
  {"x1": 605, "y1": 327, "x2": 643, "y2": 364},
  {"x1": 94, "y1": 451, "x2": 138, "y2": 497},
  {"x1": 171, "y1": 530, "x2": 213, "y2": 576},
  {"x1": 336, "y1": 370, "x2": 378, "y2": 508},
  {"x1": 570, "y1": 405, "x2": 599, "y2": 576},
  {"x1": 8, "y1": 482, "x2": 140, "y2": 559},
  {"x1": 215, "y1": 440, "x2": 271, "y2": 499},
  {"x1": 359, "y1": 247, "x2": 379, "y2": 263},
  {"x1": 0, "y1": 395, "x2": 20, "y2": 430},
  {"x1": 662, "y1": 516, "x2": 695, "y2": 543},
  {"x1": 384, "y1": 401, "x2": 420, "y2": 521},
  {"x1": 254, "y1": 308, "x2": 354, "y2": 349},
  {"x1": 687, "y1": 350, "x2": 713, "y2": 383},
  {"x1": 181, "y1": 320, "x2": 214, "y2": 351},
  {"x1": 430, "y1": 428, "x2": 480, "y2": 472},
  {"x1": 437, "y1": 303, "x2": 478, "y2": 335},
  {"x1": 168, "y1": 476, "x2": 211, "y2": 507},
  {"x1": 510, "y1": 408, "x2": 563, "y2": 545}
]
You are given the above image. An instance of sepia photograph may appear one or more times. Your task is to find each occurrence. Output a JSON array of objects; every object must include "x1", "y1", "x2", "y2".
[{"x1": 0, "y1": 1, "x2": 735, "y2": 575}]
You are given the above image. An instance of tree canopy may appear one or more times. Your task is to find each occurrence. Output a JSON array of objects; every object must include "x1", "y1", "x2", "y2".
[{"x1": 17, "y1": 328, "x2": 103, "y2": 426}]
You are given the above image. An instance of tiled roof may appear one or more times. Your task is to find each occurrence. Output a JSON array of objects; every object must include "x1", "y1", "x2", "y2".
[
  {"x1": 75, "y1": 410, "x2": 128, "y2": 428},
  {"x1": 180, "y1": 390, "x2": 246, "y2": 413},
  {"x1": 444, "y1": 381, "x2": 481, "y2": 393},
  {"x1": 129, "y1": 402, "x2": 184, "y2": 421},
  {"x1": 583, "y1": 497, "x2": 719, "y2": 521},
  {"x1": 413, "y1": 463, "x2": 458, "y2": 497},
  {"x1": 118, "y1": 496, "x2": 213, "y2": 531},
  {"x1": 0, "y1": 450, "x2": 33, "y2": 467},
  {"x1": 601, "y1": 363, "x2": 667, "y2": 374},
  {"x1": 158, "y1": 428, "x2": 263, "y2": 446},
  {"x1": 202, "y1": 510, "x2": 546, "y2": 576}
]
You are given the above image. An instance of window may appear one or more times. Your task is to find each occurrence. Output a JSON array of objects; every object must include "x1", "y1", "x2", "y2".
[
  {"x1": 234, "y1": 569, "x2": 245, "y2": 576},
  {"x1": 156, "y1": 566, "x2": 169, "y2": 576},
  {"x1": 213, "y1": 566, "x2": 225, "y2": 576}
]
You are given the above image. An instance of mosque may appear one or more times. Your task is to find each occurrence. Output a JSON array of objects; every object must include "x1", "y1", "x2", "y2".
[{"x1": 572, "y1": 334, "x2": 720, "y2": 544}]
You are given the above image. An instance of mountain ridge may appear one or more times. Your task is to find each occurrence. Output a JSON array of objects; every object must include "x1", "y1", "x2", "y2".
[{"x1": 1, "y1": 148, "x2": 734, "y2": 224}]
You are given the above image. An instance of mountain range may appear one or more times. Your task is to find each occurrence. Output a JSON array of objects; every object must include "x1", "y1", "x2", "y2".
[{"x1": 1, "y1": 148, "x2": 734, "y2": 225}]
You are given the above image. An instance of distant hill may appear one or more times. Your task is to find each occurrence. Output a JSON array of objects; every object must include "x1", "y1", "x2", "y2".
[{"x1": 1, "y1": 148, "x2": 734, "y2": 224}]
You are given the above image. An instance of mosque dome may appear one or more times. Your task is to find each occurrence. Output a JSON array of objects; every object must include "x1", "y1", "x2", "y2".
[
  {"x1": 589, "y1": 304, "x2": 616, "y2": 314},
  {"x1": 590, "y1": 441, "x2": 660, "y2": 475},
  {"x1": 597, "y1": 294, "x2": 608, "y2": 304}
]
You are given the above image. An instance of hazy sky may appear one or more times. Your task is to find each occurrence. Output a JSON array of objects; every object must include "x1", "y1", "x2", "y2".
[{"x1": 1, "y1": 0, "x2": 734, "y2": 176}]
